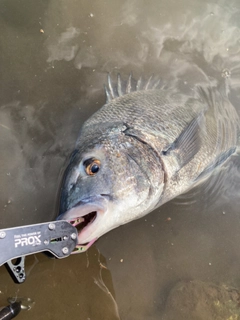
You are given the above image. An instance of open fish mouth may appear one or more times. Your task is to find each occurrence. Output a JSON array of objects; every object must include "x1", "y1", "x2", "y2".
[
  {"x1": 69, "y1": 209, "x2": 98, "y2": 245},
  {"x1": 70, "y1": 211, "x2": 97, "y2": 234},
  {"x1": 57, "y1": 196, "x2": 108, "y2": 246}
]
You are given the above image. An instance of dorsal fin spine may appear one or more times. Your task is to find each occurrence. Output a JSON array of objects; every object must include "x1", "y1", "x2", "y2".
[
  {"x1": 104, "y1": 85, "x2": 112, "y2": 103},
  {"x1": 126, "y1": 73, "x2": 132, "y2": 93},
  {"x1": 105, "y1": 73, "x2": 161, "y2": 103},
  {"x1": 117, "y1": 73, "x2": 123, "y2": 96},
  {"x1": 107, "y1": 74, "x2": 115, "y2": 99}
]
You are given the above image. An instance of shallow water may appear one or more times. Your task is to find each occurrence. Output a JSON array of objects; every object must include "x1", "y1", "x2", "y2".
[{"x1": 1, "y1": 0, "x2": 240, "y2": 319}]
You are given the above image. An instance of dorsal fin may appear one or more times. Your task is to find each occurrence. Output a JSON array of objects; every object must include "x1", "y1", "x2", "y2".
[{"x1": 104, "y1": 73, "x2": 161, "y2": 103}]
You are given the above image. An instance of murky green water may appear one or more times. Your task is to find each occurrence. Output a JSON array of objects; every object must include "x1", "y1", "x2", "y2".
[{"x1": 1, "y1": 0, "x2": 240, "y2": 319}]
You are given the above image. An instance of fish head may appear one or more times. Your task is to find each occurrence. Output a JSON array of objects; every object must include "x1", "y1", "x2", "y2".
[{"x1": 58, "y1": 122, "x2": 165, "y2": 245}]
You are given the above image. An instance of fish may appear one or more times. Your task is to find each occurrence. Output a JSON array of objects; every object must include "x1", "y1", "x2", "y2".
[{"x1": 57, "y1": 74, "x2": 240, "y2": 247}]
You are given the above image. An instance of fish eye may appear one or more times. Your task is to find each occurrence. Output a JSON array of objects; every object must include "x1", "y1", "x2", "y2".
[{"x1": 84, "y1": 158, "x2": 101, "y2": 176}]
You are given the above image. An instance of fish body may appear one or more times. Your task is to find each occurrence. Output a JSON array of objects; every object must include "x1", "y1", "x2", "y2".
[{"x1": 58, "y1": 75, "x2": 240, "y2": 245}]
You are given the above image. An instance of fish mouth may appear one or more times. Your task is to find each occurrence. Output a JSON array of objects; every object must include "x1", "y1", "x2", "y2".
[{"x1": 57, "y1": 196, "x2": 108, "y2": 245}]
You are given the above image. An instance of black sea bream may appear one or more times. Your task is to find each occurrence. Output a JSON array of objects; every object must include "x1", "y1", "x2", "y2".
[{"x1": 58, "y1": 75, "x2": 240, "y2": 247}]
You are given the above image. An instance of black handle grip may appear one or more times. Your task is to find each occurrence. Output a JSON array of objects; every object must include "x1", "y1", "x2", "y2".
[{"x1": 0, "y1": 302, "x2": 21, "y2": 320}]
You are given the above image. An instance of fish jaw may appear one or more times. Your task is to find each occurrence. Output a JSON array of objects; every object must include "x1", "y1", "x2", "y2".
[{"x1": 57, "y1": 195, "x2": 109, "y2": 245}]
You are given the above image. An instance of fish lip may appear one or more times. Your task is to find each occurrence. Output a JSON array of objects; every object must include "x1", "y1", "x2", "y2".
[
  {"x1": 57, "y1": 195, "x2": 109, "y2": 245},
  {"x1": 58, "y1": 195, "x2": 109, "y2": 219}
]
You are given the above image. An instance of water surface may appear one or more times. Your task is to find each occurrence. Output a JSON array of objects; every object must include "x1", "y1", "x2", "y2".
[{"x1": 1, "y1": 0, "x2": 240, "y2": 319}]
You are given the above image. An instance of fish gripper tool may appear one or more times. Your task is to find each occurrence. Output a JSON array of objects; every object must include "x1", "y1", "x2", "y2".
[{"x1": 0, "y1": 220, "x2": 78, "y2": 283}]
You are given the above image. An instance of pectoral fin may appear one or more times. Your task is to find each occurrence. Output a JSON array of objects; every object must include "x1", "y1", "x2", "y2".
[{"x1": 162, "y1": 113, "x2": 204, "y2": 169}]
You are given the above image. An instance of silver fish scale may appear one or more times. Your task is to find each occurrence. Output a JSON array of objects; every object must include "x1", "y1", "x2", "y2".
[{"x1": 84, "y1": 89, "x2": 202, "y2": 144}]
